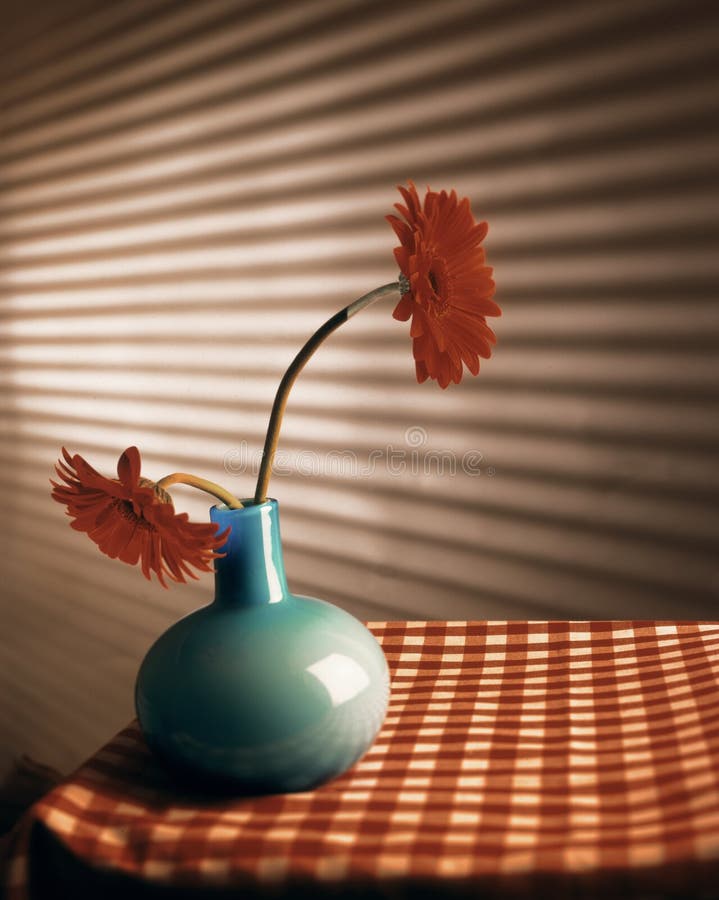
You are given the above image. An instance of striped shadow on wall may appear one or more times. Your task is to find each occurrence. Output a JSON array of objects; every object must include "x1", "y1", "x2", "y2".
[{"x1": 0, "y1": 0, "x2": 718, "y2": 773}]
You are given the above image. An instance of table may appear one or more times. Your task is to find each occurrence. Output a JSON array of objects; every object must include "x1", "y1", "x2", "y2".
[{"x1": 3, "y1": 621, "x2": 719, "y2": 898}]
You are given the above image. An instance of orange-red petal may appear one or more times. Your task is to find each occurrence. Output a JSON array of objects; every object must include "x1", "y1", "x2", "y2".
[{"x1": 117, "y1": 446, "x2": 141, "y2": 488}]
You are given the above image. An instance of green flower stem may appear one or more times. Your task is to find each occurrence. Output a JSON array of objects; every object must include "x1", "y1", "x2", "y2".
[
  {"x1": 156, "y1": 473, "x2": 244, "y2": 509},
  {"x1": 254, "y1": 281, "x2": 401, "y2": 504}
]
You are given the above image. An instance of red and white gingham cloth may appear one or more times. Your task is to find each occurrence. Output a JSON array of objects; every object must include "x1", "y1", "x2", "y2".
[{"x1": 3, "y1": 621, "x2": 719, "y2": 898}]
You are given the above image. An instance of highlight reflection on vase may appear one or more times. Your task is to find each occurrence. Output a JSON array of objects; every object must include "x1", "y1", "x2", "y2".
[{"x1": 135, "y1": 499, "x2": 390, "y2": 793}]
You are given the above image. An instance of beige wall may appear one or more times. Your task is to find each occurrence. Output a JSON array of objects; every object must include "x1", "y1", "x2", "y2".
[{"x1": 1, "y1": 0, "x2": 718, "y2": 776}]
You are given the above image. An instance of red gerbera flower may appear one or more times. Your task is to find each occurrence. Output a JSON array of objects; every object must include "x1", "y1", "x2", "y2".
[
  {"x1": 50, "y1": 446, "x2": 228, "y2": 587},
  {"x1": 388, "y1": 182, "x2": 500, "y2": 388}
]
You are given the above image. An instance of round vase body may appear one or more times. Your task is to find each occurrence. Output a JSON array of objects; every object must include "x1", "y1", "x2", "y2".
[{"x1": 135, "y1": 500, "x2": 389, "y2": 793}]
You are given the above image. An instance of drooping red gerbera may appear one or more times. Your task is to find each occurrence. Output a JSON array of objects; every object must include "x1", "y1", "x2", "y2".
[
  {"x1": 51, "y1": 446, "x2": 228, "y2": 587},
  {"x1": 387, "y1": 182, "x2": 500, "y2": 388}
]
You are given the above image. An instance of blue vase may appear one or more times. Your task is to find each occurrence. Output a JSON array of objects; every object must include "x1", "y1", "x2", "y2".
[{"x1": 135, "y1": 499, "x2": 390, "y2": 793}]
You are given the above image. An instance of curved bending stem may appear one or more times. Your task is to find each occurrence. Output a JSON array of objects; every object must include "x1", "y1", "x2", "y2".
[
  {"x1": 156, "y1": 473, "x2": 244, "y2": 509},
  {"x1": 254, "y1": 281, "x2": 400, "y2": 504}
]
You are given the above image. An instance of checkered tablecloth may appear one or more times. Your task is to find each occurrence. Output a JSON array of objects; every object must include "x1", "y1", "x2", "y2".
[{"x1": 3, "y1": 621, "x2": 719, "y2": 898}]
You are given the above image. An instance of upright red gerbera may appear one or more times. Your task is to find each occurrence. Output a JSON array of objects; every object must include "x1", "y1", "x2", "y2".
[
  {"x1": 387, "y1": 182, "x2": 500, "y2": 388},
  {"x1": 51, "y1": 446, "x2": 228, "y2": 587}
]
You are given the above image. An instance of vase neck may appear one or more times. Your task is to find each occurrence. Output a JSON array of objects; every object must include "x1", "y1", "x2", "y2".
[{"x1": 210, "y1": 500, "x2": 290, "y2": 607}]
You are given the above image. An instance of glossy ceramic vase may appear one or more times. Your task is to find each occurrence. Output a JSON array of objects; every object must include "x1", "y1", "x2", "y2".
[{"x1": 135, "y1": 499, "x2": 390, "y2": 794}]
